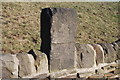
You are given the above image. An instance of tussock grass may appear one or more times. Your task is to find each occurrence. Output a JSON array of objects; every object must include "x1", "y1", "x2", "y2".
[{"x1": 2, "y1": 2, "x2": 119, "y2": 54}]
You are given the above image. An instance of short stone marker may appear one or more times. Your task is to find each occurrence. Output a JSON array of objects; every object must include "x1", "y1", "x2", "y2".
[
  {"x1": 99, "y1": 43, "x2": 117, "y2": 63},
  {"x1": 75, "y1": 44, "x2": 96, "y2": 68},
  {"x1": 92, "y1": 44, "x2": 104, "y2": 65},
  {"x1": 0, "y1": 54, "x2": 19, "y2": 78},
  {"x1": 112, "y1": 39, "x2": 120, "y2": 59},
  {"x1": 17, "y1": 53, "x2": 36, "y2": 77},
  {"x1": 40, "y1": 8, "x2": 78, "y2": 78}
]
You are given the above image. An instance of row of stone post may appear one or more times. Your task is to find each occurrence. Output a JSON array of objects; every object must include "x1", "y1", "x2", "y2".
[{"x1": 40, "y1": 8, "x2": 119, "y2": 78}]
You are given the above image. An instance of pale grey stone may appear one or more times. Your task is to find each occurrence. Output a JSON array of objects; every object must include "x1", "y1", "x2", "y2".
[
  {"x1": 92, "y1": 44, "x2": 104, "y2": 65},
  {"x1": 0, "y1": 54, "x2": 19, "y2": 78},
  {"x1": 99, "y1": 43, "x2": 117, "y2": 63},
  {"x1": 16, "y1": 53, "x2": 36, "y2": 77},
  {"x1": 75, "y1": 44, "x2": 96, "y2": 68},
  {"x1": 115, "y1": 39, "x2": 120, "y2": 47},
  {"x1": 28, "y1": 49, "x2": 49, "y2": 74},
  {"x1": 50, "y1": 43, "x2": 75, "y2": 72},
  {"x1": 112, "y1": 41, "x2": 120, "y2": 59}
]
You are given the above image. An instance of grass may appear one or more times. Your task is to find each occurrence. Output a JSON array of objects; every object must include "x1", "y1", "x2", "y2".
[{"x1": 1, "y1": 2, "x2": 119, "y2": 54}]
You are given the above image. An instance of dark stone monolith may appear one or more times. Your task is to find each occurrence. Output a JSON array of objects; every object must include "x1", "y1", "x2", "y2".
[{"x1": 40, "y1": 8, "x2": 78, "y2": 77}]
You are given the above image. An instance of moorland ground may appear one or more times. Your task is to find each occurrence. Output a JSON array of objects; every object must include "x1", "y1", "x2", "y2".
[{"x1": 2, "y1": 2, "x2": 119, "y2": 54}]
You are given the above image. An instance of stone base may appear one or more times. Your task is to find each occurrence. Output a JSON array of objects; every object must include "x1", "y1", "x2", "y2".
[
  {"x1": 50, "y1": 69, "x2": 76, "y2": 78},
  {"x1": 50, "y1": 43, "x2": 76, "y2": 72}
]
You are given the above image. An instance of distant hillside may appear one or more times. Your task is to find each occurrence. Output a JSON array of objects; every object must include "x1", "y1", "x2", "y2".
[{"x1": 2, "y1": 2, "x2": 119, "y2": 54}]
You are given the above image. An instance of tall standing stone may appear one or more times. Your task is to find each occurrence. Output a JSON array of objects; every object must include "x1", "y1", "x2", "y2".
[{"x1": 40, "y1": 8, "x2": 77, "y2": 77}]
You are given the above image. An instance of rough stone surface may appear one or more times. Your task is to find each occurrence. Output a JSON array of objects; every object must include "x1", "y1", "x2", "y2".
[
  {"x1": 40, "y1": 9, "x2": 78, "y2": 70},
  {"x1": 33, "y1": 73, "x2": 49, "y2": 79},
  {"x1": 50, "y1": 69, "x2": 76, "y2": 78},
  {"x1": 112, "y1": 41, "x2": 120, "y2": 59},
  {"x1": 115, "y1": 39, "x2": 120, "y2": 47},
  {"x1": 0, "y1": 54, "x2": 19, "y2": 78},
  {"x1": 16, "y1": 53, "x2": 36, "y2": 77},
  {"x1": 50, "y1": 8, "x2": 77, "y2": 43},
  {"x1": 40, "y1": 8, "x2": 77, "y2": 76},
  {"x1": 75, "y1": 44, "x2": 96, "y2": 68},
  {"x1": 41, "y1": 8, "x2": 77, "y2": 44},
  {"x1": 28, "y1": 49, "x2": 49, "y2": 74},
  {"x1": 50, "y1": 43, "x2": 75, "y2": 72},
  {"x1": 99, "y1": 43, "x2": 117, "y2": 63},
  {"x1": 92, "y1": 44, "x2": 104, "y2": 65},
  {"x1": 78, "y1": 72, "x2": 94, "y2": 78}
]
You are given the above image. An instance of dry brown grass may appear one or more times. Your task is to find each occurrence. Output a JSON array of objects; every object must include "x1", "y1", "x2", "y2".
[{"x1": 1, "y1": 2, "x2": 119, "y2": 54}]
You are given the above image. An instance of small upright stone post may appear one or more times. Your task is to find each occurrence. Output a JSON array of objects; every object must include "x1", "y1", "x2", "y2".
[{"x1": 40, "y1": 8, "x2": 78, "y2": 77}]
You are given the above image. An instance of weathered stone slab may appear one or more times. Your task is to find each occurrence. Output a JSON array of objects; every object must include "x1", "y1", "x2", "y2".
[
  {"x1": 28, "y1": 49, "x2": 49, "y2": 74},
  {"x1": 16, "y1": 53, "x2": 36, "y2": 77},
  {"x1": 2, "y1": 79, "x2": 30, "y2": 80},
  {"x1": 41, "y1": 8, "x2": 77, "y2": 44},
  {"x1": 112, "y1": 41, "x2": 120, "y2": 59},
  {"x1": 115, "y1": 39, "x2": 120, "y2": 47},
  {"x1": 35, "y1": 53, "x2": 49, "y2": 74},
  {"x1": 50, "y1": 43, "x2": 75, "y2": 72},
  {"x1": 78, "y1": 72, "x2": 94, "y2": 78},
  {"x1": 92, "y1": 44, "x2": 104, "y2": 65},
  {"x1": 0, "y1": 54, "x2": 19, "y2": 78},
  {"x1": 50, "y1": 69, "x2": 76, "y2": 78},
  {"x1": 99, "y1": 43, "x2": 117, "y2": 63},
  {"x1": 40, "y1": 8, "x2": 77, "y2": 78},
  {"x1": 51, "y1": 8, "x2": 77, "y2": 43},
  {"x1": 88, "y1": 74, "x2": 104, "y2": 78},
  {"x1": 75, "y1": 44, "x2": 96, "y2": 68}
]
